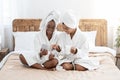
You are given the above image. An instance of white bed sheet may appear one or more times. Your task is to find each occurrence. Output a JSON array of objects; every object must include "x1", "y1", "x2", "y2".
[
  {"x1": 89, "y1": 46, "x2": 116, "y2": 56},
  {"x1": 0, "y1": 52, "x2": 120, "y2": 80}
]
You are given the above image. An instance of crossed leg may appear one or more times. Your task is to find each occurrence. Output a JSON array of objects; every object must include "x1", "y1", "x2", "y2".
[
  {"x1": 61, "y1": 62, "x2": 74, "y2": 70},
  {"x1": 19, "y1": 54, "x2": 28, "y2": 66},
  {"x1": 43, "y1": 58, "x2": 58, "y2": 69}
]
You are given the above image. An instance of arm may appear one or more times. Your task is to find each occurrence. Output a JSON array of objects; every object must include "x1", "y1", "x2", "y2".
[
  {"x1": 40, "y1": 49, "x2": 48, "y2": 57},
  {"x1": 71, "y1": 47, "x2": 77, "y2": 54},
  {"x1": 51, "y1": 44, "x2": 61, "y2": 52},
  {"x1": 34, "y1": 34, "x2": 41, "y2": 53},
  {"x1": 49, "y1": 53, "x2": 55, "y2": 60}
]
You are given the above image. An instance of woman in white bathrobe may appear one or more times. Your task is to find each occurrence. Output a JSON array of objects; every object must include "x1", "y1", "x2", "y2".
[
  {"x1": 19, "y1": 10, "x2": 61, "y2": 70},
  {"x1": 58, "y1": 11, "x2": 99, "y2": 71}
]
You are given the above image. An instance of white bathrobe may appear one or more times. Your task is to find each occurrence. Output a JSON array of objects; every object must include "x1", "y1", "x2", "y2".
[
  {"x1": 22, "y1": 10, "x2": 60, "y2": 66},
  {"x1": 23, "y1": 51, "x2": 50, "y2": 66},
  {"x1": 57, "y1": 28, "x2": 99, "y2": 70}
]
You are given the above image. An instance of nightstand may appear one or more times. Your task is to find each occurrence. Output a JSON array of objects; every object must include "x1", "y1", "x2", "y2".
[
  {"x1": 116, "y1": 53, "x2": 120, "y2": 65},
  {"x1": 0, "y1": 48, "x2": 9, "y2": 61}
]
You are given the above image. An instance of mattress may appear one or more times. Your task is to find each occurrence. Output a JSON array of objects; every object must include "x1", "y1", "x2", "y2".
[{"x1": 0, "y1": 52, "x2": 120, "y2": 80}]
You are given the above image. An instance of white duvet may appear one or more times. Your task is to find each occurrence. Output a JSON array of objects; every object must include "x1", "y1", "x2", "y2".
[{"x1": 89, "y1": 46, "x2": 116, "y2": 56}]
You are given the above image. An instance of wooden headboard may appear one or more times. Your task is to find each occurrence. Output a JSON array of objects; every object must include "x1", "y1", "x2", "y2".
[
  {"x1": 13, "y1": 19, "x2": 41, "y2": 32},
  {"x1": 79, "y1": 19, "x2": 107, "y2": 46},
  {"x1": 12, "y1": 19, "x2": 107, "y2": 46}
]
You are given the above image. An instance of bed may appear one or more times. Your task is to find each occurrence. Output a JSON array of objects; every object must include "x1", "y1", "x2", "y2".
[{"x1": 0, "y1": 19, "x2": 120, "y2": 80}]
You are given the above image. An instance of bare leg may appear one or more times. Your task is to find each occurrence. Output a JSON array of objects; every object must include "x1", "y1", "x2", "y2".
[
  {"x1": 43, "y1": 58, "x2": 58, "y2": 69},
  {"x1": 61, "y1": 62, "x2": 73, "y2": 70},
  {"x1": 19, "y1": 54, "x2": 28, "y2": 66},
  {"x1": 75, "y1": 64, "x2": 88, "y2": 71}
]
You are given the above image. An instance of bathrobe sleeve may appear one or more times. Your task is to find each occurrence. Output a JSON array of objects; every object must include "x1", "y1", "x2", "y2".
[
  {"x1": 75, "y1": 40, "x2": 89, "y2": 59},
  {"x1": 56, "y1": 32, "x2": 70, "y2": 56},
  {"x1": 34, "y1": 33, "x2": 41, "y2": 53}
]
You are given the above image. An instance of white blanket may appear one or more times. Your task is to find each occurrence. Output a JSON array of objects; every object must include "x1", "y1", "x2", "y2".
[
  {"x1": 0, "y1": 47, "x2": 116, "y2": 70},
  {"x1": 89, "y1": 46, "x2": 116, "y2": 56}
]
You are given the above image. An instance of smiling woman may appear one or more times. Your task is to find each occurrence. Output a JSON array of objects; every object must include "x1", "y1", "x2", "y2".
[{"x1": 46, "y1": 20, "x2": 56, "y2": 40}]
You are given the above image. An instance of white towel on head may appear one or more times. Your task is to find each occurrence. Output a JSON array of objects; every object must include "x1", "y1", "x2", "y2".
[
  {"x1": 38, "y1": 10, "x2": 61, "y2": 46},
  {"x1": 61, "y1": 10, "x2": 77, "y2": 29},
  {"x1": 39, "y1": 10, "x2": 60, "y2": 31}
]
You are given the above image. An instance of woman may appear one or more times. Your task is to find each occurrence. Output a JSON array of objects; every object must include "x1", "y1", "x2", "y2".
[
  {"x1": 57, "y1": 11, "x2": 99, "y2": 71},
  {"x1": 19, "y1": 10, "x2": 61, "y2": 70}
]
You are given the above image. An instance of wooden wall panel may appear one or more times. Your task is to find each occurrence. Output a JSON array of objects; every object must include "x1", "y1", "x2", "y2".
[{"x1": 13, "y1": 19, "x2": 41, "y2": 32}]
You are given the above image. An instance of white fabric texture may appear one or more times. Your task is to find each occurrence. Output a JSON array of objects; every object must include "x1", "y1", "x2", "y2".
[
  {"x1": 61, "y1": 10, "x2": 77, "y2": 28},
  {"x1": 74, "y1": 58, "x2": 100, "y2": 70},
  {"x1": 22, "y1": 51, "x2": 50, "y2": 66},
  {"x1": 13, "y1": 32, "x2": 39, "y2": 52},
  {"x1": 58, "y1": 29, "x2": 89, "y2": 61},
  {"x1": 57, "y1": 29, "x2": 99, "y2": 70},
  {"x1": 39, "y1": 10, "x2": 60, "y2": 31},
  {"x1": 89, "y1": 46, "x2": 116, "y2": 56},
  {"x1": 82, "y1": 31, "x2": 97, "y2": 48}
]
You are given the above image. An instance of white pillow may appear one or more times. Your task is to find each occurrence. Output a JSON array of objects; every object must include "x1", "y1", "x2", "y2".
[
  {"x1": 82, "y1": 31, "x2": 97, "y2": 48},
  {"x1": 13, "y1": 32, "x2": 39, "y2": 52},
  {"x1": 89, "y1": 46, "x2": 116, "y2": 56}
]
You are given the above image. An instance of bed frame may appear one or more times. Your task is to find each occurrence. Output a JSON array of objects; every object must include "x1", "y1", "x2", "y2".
[
  {"x1": 13, "y1": 19, "x2": 41, "y2": 32},
  {"x1": 12, "y1": 19, "x2": 107, "y2": 46}
]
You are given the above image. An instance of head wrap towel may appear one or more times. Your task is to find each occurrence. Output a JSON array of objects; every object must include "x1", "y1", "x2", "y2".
[
  {"x1": 61, "y1": 10, "x2": 77, "y2": 29},
  {"x1": 39, "y1": 10, "x2": 60, "y2": 31}
]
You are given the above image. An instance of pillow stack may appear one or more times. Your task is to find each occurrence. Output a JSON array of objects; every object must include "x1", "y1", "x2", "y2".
[
  {"x1": 13, "y1": 32, "x2": 39, "y2": 53},
  {"x1": 82, "y1": 31, "x2": 97, "y2": 48}
]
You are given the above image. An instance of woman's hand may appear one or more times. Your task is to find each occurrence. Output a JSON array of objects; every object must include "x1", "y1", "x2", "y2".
[
  {"x1": 40, "y1": 49, "x2": 48, "y2": 56},
  {"x1": 70, "y1": 47, "x2": 77, "y2": 54},
  {"x1": 49, "y1": 53, "x2": 55, "y2": 60},
  {"x1": 51, "y1": 44, "x2": 61, "y2": 52}
]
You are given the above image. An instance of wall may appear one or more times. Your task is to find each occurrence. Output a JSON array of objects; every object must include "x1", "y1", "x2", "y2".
[
  {"x1": 1, "y1": 0, "x2": 120, "y2": 50},
  {"x1": 15, "y1": 0, "x2": 93, "y2": 19}
]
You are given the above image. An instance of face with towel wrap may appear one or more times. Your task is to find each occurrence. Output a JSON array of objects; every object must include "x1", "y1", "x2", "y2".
[
  {"x1": 40, "y1": 10, "x2": 60, "y2": 40},
  {"x1": 61, "y1": 11, "x2": 77, "y2": 34}
]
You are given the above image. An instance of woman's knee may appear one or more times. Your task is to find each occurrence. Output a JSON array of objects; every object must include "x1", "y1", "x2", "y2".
[
  {"x1": 44, "y1": 58, "x2": 58, "y2": 69},
  {"x1": 61, "y1": 63, "x2": 73, "y2": 70},
  {"x1": 52, "y1": 59, "x2": 58, "y2": 66},
  {"x1": 75, "y1": 64, "x2": 87, "y2": 71},
  {"x1": 19, "y1": 54, "x2": 28, "y2": 65}
]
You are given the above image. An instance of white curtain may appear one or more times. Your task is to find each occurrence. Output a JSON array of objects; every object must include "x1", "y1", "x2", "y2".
[
  {"x1": 0, "y1": 0, "x2": 5, "y2": 49},
  {"x1": 0, "y1": 0, "x2": 18, "y2": 51},
  {"x1": 0, "y1": 0, "x2": 36, "y2": 51}
]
